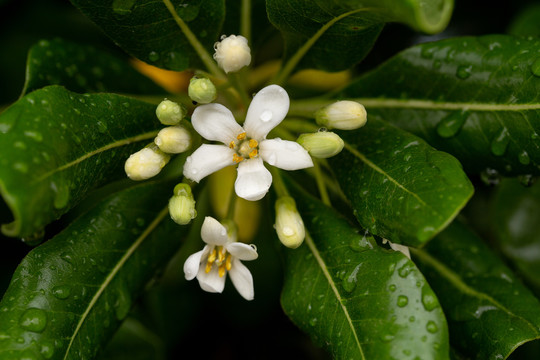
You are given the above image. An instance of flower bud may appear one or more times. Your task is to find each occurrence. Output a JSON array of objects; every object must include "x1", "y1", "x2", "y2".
[
  {"x1": 154, "y1": 126, "x2": 192, "y2": 154},
  {"x1": 274, "y1": 196, "x2": 305, "y2": 249},
  {"x1": 213, "y1": 34, "x2": 251, "y2": 73},
  {"x1": 188, "y1": 77, "x2": 217, "y2": 104},
  {"x1": 297, "y1": 132, "x2": 344, "y2": 158},
  {"x1": 124, "y1": 144, "x2": 170, "y2": 181},
  {"x1": 156, "y1": 99, "x2": 186, "y2": 125},
  {"x1": 315, "y1": 100, "x2": 367, "y2": 130},
  {"x1": 169, "y1": 183, "x2": 197, "y2": 225}
]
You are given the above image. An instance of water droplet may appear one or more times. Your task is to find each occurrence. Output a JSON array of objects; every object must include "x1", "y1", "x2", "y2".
[
  {"x1": 480, "y1": 167, "x2": 500, "y2": 186},
  {"x1": 436, "y1": 111, "x2": 469, "y2": 138},
  {"x1": 136, "y1": 217, "x2": 145, "y2": 227},
  {"x1": 349, "y1": 231, "x2": 374, "y2": 252},
  {"x1": 530, "y1": 58, "x2": 540, "y2": 77},
  {"x1": 309, "y1": 317, "x2": 318, "y2": 326},
  {"x1": 381, "y1": 334, "x2": 394, "y2": 342},
  {"x1": 175, "y1": 2, "x2": 200, "y2": 21},
  {"x1": 13, "y1": 162, "x2": 28, "y2": 173},
  {"x1": 40, "y1": 340, "x2": 55, "y2": 359},
  {"x1": 19, "y1": 308, "x2": 47, "y2": 333},
  {"x1": 426, "y1": 320, "x2": 438, "y2": 333},
  {"x1": 318, "y1": 127, "x2": 328, "y2": 132},
  {"x1": 114, "y1": 288, "x2": 131, "y2": 320},
  {"x1": 518, "y1": 150, "x2": 530, "y2": 165},
  {"x1": 148, "y1": 51, "x2": 160, "y2": 62},
  {"x1": 113, "y1": 0, "x2": 136, "y2": 15},
  {"x1": 398, "y1": 263, "x2": 412, "y2": 278},
  {"x1": 97, "y1": 121, "x2": 107, "y2": 133},
  {"x1": 421, "y1": 287, "x2": 438, "y2": 311},
  {"x1": 260, "y1": 110, "x2": 273, "y2": 122},
  {"x1": 421, "y1": 46, "x2": 436, "y2": 59},
  {"x1": 397, "y1": 295, "x2": 409, "y2": 307},
  {"x1": 490, "y1": 127, "x2": 510, "y2": 156},
  {"x1": 389, "y1": 284, "x2": 397, "y2": 292},
  {"x1": 50, "y1": 181, "x2": 70, "y2": 209},
  {"x1": 14, "y1": 141, "x2": 27, "y2": 149},
  {"x1": 24, "y1": 130, "x2": 43, "y2": 142},
  {"x1": 341, "y1": 264, "x2": 362, "y2": 293},
  {"x1": 409, "y1": 316, "x2": 416, "y2": 322},
  {"x1": 52, "y1": 285, "x2": 71, "y2": 299},
  {"x1": 456, "y1": 65, "x2": 472, "y2": 79},
  {"x1": 518, "y1": 174, "x2": 535, "y2": 187},
  {"x1": 282, "y1": 226, "x2": 294, "y2": 236}
]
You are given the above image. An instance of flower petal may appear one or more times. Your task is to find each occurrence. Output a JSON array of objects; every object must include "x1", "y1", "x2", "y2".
[
  {"x1": 259, "y1": 139, "x2": 314, "y2": 170},
  {"x1": 191, "y1": 103, "x2": 244, "y2": 144},
  {"x1": 226, "y1": 242, "x2": 258, "y2": 261},
  {"x1": 235, "y1": 158, "x2": 272, "y2": 201},
  {"x1": 183, "y1": 247, "x2": 207, "y2": 281},
  {"x1": 196, "y1": 264, "x2": 226, "y2": 293},
  {"x1": 183, "y1": 144, "x2": 235, "y2": 182},
  {"x1": 243, "y1": 85, "x2": 289, "y2": 140},
  {"x1": 201, "y1": 216, "x2": 229, "y2": 246},
  {"x1": 229, "y1": 258, "x2": 254, "y2": 300}
]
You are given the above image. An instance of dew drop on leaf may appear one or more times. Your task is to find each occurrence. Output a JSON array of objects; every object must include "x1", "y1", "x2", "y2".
[
  {"x1": 436, "y1": 111, "x2": 469, "y2": 138},
  {"x1": 397, "y1": 295, "x2": 409, "y2": 307},
  {"x1": 456, "y1": 65, "x2": 472, "y2": 79},
  {"x1": 426, "y1": 320, "x2": 438, "y2": 333},
  {"x1": 40, "y1": 340, "x2": 55, "y2": 359},
  {"x1": 530, "y1": 58, "x2": 540, "y2": 77},
  {"x1": 518, "y1": 150, "x2": 530, "y2": 165},
  {"x1": 52, "y1": 285, "x2": 72, "y2": 300},
  {"x1": 19, "y1": 308, "x2": 47, "y2": 333},
  {"x1": 490, "y1": 127, "x2": 510, "y2": 156},
  {"x1": 421, "y1": 286, "x2": 438, "y2": 311},
  {"x1": 112, "y1": 0, "x2": 136, "y2": 15}
]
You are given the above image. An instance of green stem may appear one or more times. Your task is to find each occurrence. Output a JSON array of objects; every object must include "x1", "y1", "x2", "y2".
[
  {"x1": 226, "y1": 189, "x2": 238, "y2": 221},
  {"x1": 282, "y1": 118, "x2": 320, "y2": 133},
  {"x1": 241, "y1": 0, "x2": 251, "y2": 43},
  {"x1": 272, "y1": 8, "x2": 368, "y2": 86},
  {"x1": 289, "y1": 98, "x2": 332, "y2": 118},
  {"x1": 269, "y1": 167, "x2": 289, "y2": 197},
  {"x1": 162, "y1": 0, "x2": 224, "y2": 79},
  {"x1": 228, "y1": 72, "x2": 251, "y2": 110},
  {"x1": 313, "y1": 160, "x2": 331, "y2": 206}
]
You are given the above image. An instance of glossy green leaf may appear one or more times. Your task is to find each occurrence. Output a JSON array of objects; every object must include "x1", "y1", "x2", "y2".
[
  {"x1": 493, "y1": 179, "x2": 540, "y2": 296},
  {"x1": 508, "y1": 3, "x2": 540, "y2": 38},
  {"x1": 412, "y1": 221, "x2": 540, "y2": 360},
  {"x1": 337, "y1": 35, "x2": 540, "y2": 176},
  {"x1": 22, "y1": 38, "x2": 164, "y2": 95},
  {"x1": 0, "y1": 180, "x2": 186, "y2": 360},
  {"x1": 69, "y1": 0, "x2": 225, "y2": 71},
  {"x1": 0, "y1": 86, "x2": 161, "y2": 238},
  {"x1": 266, "y1": 0, "x2": 453, "y2": 72},
  {"x1": 281, "y1": 180, "x2": 449, "y2": 359},
  {"x1": 331, "y1": 118, "x2": 473, "y2": 247}
]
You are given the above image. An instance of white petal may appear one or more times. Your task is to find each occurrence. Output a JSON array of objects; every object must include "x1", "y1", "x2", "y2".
[
  {"x1": 196, "y1": 264, "x2": 226, "y2": 293},
  {"x1": 201, "y1": 216, "x2": 229, "y2": 246},
  {"x1": 259, "y1": 139, "x2": 314, "y2": 170},
  {"x1": 229, "y1": 258, "x2": 255, "y2": 300},
  {"x1": 243, "y1": 85, "x2": 289, "y2": 140},
  {"x1": 235, "y1": 158, "x2": 272, "y2": 201},
  {"x1": 226, "y1": 242, "x2": 258, "y2": 261},
  {"x1": 191, "y1": 103, "x2": 244, "y2": 144},
  {"x1": 183, "y1": 144, "x2": 235, "y2": 182},
  {"x1": 183, "y1": 248, "x2": 206, "y2": 281},
  {"x1": 389, "y1": 242, "x2": 411, "y2": 259}
]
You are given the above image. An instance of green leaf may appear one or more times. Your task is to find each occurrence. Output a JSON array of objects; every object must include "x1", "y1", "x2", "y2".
[
  {"x1": 0, "y1": 180, "x2": 186, "y2": 360},
  {"x1": 412, "y1": 221, "x2": 540, "y2": 360},
  {"x1": 281, "y1": 180, "x2": 450, "y2": 359},
  {"x1": 331, "y1": 118, "x2": 473, "y2": 247},
  {"x1": 69, "y1": 0, "x2": 225, "y2": 71},
  {"x1": 493, "y1": 179, "x2": 540, "y2": 296},
  {"x1": 338, "y1": 35, "x2": 540, "y2": 176},
  {"x1": 0, "y1": 86, "x2": 161, "y2": 238},
  {"x1": 508, "y1": 3, "x2": 540, "y2": 38},
  {"x1": 266, "y1": 0, "x2": 453, "y2": 72},
  {"x1": 22, "y1": 38, "x2": 165, "y2": 95}
]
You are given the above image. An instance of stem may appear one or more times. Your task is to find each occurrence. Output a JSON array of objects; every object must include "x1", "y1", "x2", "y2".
[
  {"x1": 241, "y1": 0, "x2": 251, "y2": 43},
  {"x1": 282, "y1": 118, "x2": 320, "y2": 133},
  {"x1": 269, "y1": 167, "x2": 289, "y2": 197},
  {"x1": 313, "y1": 160, "x2": 331, "y2": 206},
  {"x1": 226, "y1": 188, "x2": 238, "y2": 221},
  {"x1": 289, "y1": 98, "x2": 332, "y2": 118},
  {"x1": 228, "y1": 72, "x2": 251, "y2": 110},
  {"x1": 272, "y1": 8, "x2": 368, "y2": 86},
  {"x1": 162, "y1": 0, "x2": 224, "y2": 79}
]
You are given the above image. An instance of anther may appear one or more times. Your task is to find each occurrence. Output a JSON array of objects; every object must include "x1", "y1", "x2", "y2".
[
  {"x1": 249, "y1": 149, "x2": 258, "y2": 158},
  {"x1": 249, "y1": 139, "x2": 258, "y2": 148},
  {"x1": 229, "y1": 141, "x2": 235, "y2": 149},
  {"x1": 218, "y1": 264, "x2": 226, "y2": 277},
  {"x1": 237, "y1": 132, "x2": 247, "y2": 140},
  {"x1": 225, "y1": 254, "x2": 232, "y2": 271},
  {"x1": 217, "y1": 247, "x2": 226, "y2": 263},
  {"x1": 207, "y1": 248, "x2": 217, "y2": 264},
  {"x1": 233, "y1": 154, "x2": 244, "y2": 163},
  {"x1": 205, "y1": 261, "x2": 213, "y2": 273}
]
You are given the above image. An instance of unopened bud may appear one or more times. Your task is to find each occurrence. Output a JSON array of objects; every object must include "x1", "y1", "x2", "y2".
[
  {"x1": 169, "y1": 183, "x2": 197, "y2": 225},
  {"x1": 213, "y1": 35, "x2": 251, "y2": 73},
  {"x1": 297, "y1": 132, "x2": 344, "y2": 158},
  {"x1": 156, "y1": 99, "x2": 186, "y2": 125},
  {"x1": 315, "y1": 100, "x2": 367, "y2": 130},
  {"x1": 274, "y1": 196, "x2": 305, "y2": 249},
  {"x1": 154, "y1": 126, "x2": 192, "y2": 154},
  {"x1": 124, "y1": 144, "x2": 170, "y2": 181},
  {"x1": 188, "y1": 77, "x2": 217, "y2": 104}
]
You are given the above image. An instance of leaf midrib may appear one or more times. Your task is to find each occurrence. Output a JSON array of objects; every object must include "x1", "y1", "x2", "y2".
[{"x1": 62, "y1": 206, "x2": 169, "y2": 360}]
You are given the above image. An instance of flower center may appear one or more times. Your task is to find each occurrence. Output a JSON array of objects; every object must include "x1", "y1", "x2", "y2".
[
  {"x1": 205, "y1": 245, "x2": 232, "y2": 277},
  {"x1": 229, "y1": 132, "x2": 258, "y2": 163}
]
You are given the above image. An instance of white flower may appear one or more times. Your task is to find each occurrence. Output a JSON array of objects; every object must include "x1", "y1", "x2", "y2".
[
  {"x1": 213, "y1": 35, "x2": 251, "y2": 73},
  {"x1": 184, "y1": 217, "x2": 258, "y2": 300},
  {"x1": 183, "y1": 85, "x2": 313, "y2": 201}
]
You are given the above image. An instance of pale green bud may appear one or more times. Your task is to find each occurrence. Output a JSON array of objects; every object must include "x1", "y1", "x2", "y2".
[
  {"x1": 274, "y1": 196, "x2": 305, "y2": 249},
  {"x1": 188, "y1": 77, "x2": 217, "y2": 104},
  {"x1": 156, "y1": 99, "x2": 186, "y2": 125},
  {"x1": 297, "y1": 131, "x2": 344, "y2": 158},
  {"x1": 154, "y1": 126, "x2": 192, "y2": 154},
  {"x1": 169, "y1": 183, "x2": 197, "y2": 225},
  {"x1": 315, "y1": 100, "x2": 367, "y2": 130},
  {"x1": 124, "y1": 144, "x2": 170, "y2": 181}
]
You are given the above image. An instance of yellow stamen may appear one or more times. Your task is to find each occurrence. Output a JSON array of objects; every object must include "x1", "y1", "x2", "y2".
[
  {"x1": 249, "y1": 139, "x2": 258, "y2": 148},
  {"x1": 205, "y1": 261, "x2": 213, "y2": 273},
  {"x1": 233, "y1": 154, "x2": 244, "y2": 163},
  {"x1": 249, "y1": 149, "x2": 258, "y2": 158},
  {"x1": 218, "y1": 264, "x2": 226, "y2": 277},
  {"x1": 229, "y1": 141, "x2": 235, "y2": 149},
  {"x1": 207, "y1": 248, "x2": 217, "y2": 264},
  {"x1": 225, "y1": 254, "x2": 232, "y2": 271},
  {"x1": 217, "y1": 248, "x2": 226, "y2": 263},
  {"x1": 237, "y1": 132, "x2": 246, "y2": 140}
]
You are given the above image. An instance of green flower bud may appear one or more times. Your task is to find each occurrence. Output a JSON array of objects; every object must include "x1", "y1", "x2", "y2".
[
  {"x1": 124, "y1": 143, "x2": 170, "y2": 181},
  {"x1": 169, "y1": 183, "x2": 197, "y2": 225},
  {"x1": 154, "y1": 126, "x2": 192, "y2": 154},
  {"x1": 297, "y1": 131, "x2": 344, "y2": 158},
  {"x1": 188, "y1": 77, "x2": 217, "y2": 104},
  {"x1": 156, "y1": 99, "x2": 186, "y2": 125},
  {"x1": 315, "y1": 100, "x2": 367, "y2": 130},
  {"x1": 274, "y1": 196, "x2": 305, "y2": 249}
]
